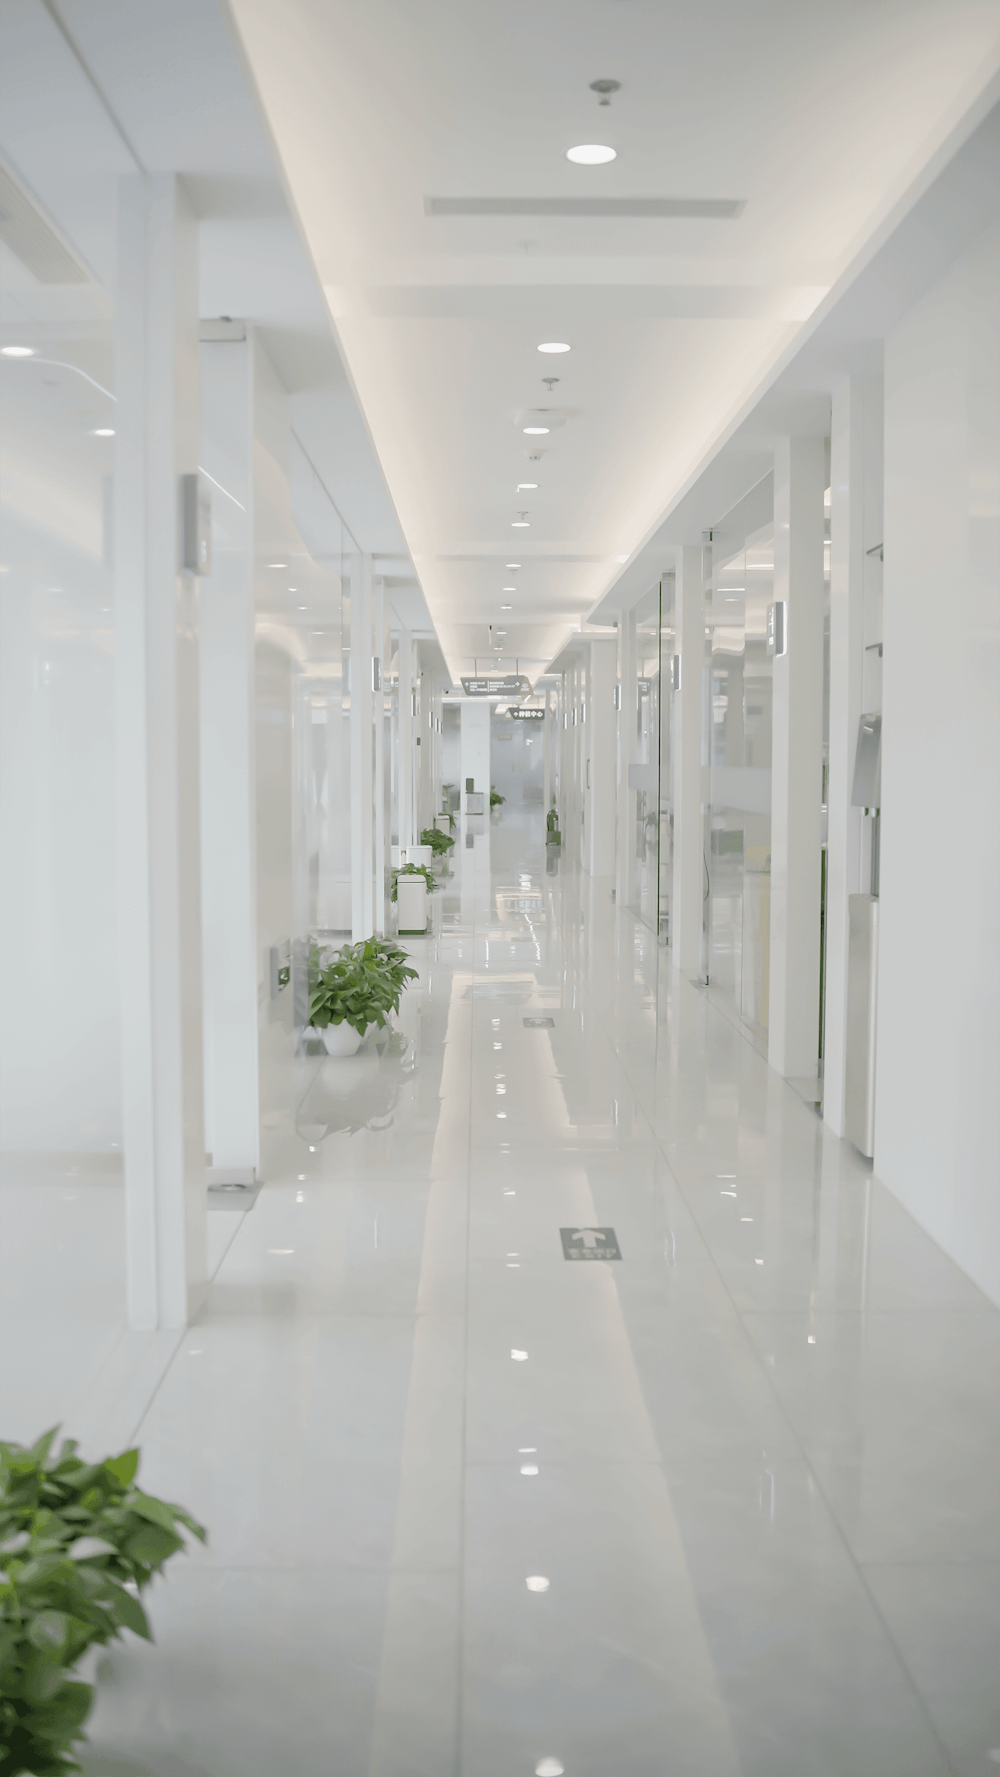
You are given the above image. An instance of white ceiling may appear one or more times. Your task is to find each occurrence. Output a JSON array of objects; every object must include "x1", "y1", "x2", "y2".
[
  {"x1": 0, "y1": 0, "x2": 432, "y2": 619},
  {"x1": 226, "y1": 0, "x2": 1000, "y2": 681}
]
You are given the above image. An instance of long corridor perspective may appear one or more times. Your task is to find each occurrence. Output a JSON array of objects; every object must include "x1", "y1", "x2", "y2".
[
  {"x1": 76, "y1": 810, "x2": 998, "y2": 1777},
  {"x1": 1, "y1": 3, "x2": 999, "y2": 1774}
]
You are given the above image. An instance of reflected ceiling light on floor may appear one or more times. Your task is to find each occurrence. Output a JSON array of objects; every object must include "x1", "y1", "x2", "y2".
[
  {"x1": 537, "y1": 341, "x2": 571, "y2": 353},
  {"x1": 1, "y1": 345, "x2": 33, "y2": 356},
  {"x1": 270, "y1": 562, "x2": 287, "y2": 568},
  {"x1": 512, "y1": 519, "x2": 530, "y2": 526},
  {"x1": 567, "y1": 143, "x2": 616, "y2": 164},
  {"x1": 506, "y1": 563, "x2": 521, "y2": 568},
  {"x1": 526, "y1": 1576, "x2": 550, "y2": 1592},
  {"x1": 520, "y1": 1463, "x2": 539, "y2": 1475}
]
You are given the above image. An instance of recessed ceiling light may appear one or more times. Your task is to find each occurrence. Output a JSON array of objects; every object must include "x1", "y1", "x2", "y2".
[
  {"x1": 93, "y1": 428, "x2": 114, "y2": 436},
  {"x1": 501, "y1": 604, "x2": 513, "y2": 610},
  {"x1": 503, "y1": 585, "x2": 517, "y2": 590},
  {"x1": 566, "y1": 143, "x2": 616, "y2": 164},
  {"x1": 506, "y1": 563, "x2": 521, "y2": 568},
  {"x1": 512, "y1": 520, "x2": 530, "y2": 527},
  {"x1": 269, "y1": 562, "x2": 287, "y2": 568},
  {"x1": 537, "y1": 342, "x2": 571, "y2": 353},
  {"x1": 522, "y1": 427, "x2": 549, "y2": 435},
  {"x1": 517, "y1": 483, "x2": 538, "y2": 490},
  {"x1": 1, "y1": 345, "x2": 34, "y2": 357}
]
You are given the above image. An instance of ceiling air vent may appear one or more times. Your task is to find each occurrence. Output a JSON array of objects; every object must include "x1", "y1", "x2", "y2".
[
  {"x1": 424, "y1": 196, "x2": 744, "y2": 219},
  {"x1": 0, "y1": 162, "x2": 90, "y2": 285}
]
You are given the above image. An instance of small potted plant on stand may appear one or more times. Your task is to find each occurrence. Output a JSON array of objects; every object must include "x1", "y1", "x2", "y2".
[
  {"x1": 490, "y1": 787, "x2": 506, "y2": 816},
  {"x1": 546, "y1": 803, "x2": 561, "y2": 847},
  {"x1": 420, "y1": 825, "x2": 454, "y2": 863},
  {"x1": 392, "y1": 861, "x2": 436, "y2": 934},
  {"x1": 307, "y1": 937, "x2": 418, "y2": 1056}
]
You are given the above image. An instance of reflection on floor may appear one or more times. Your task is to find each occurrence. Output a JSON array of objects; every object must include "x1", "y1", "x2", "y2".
[{"x1": 78, "y1": 807, "x2": 998, "y2": 1776}]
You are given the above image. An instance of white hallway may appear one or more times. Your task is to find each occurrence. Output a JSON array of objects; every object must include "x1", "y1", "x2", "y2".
[{"x1": 71, "y1": 808, "x2": 1000, "y2": 1777}]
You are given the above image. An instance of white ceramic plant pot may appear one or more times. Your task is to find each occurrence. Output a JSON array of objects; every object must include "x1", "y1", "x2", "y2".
[
  {"x1": 321, "y1": 1021, "x2": 365, "y2": 1057},
  {"x1": 397, "y1": 877, "x2": 428, "y2": 933},
  {"x1": 405, "y1": 845, "x2": 433, "y2": 867},
  {"x1": 434, "y1": 815, "x2": 451, "y2": 835}
]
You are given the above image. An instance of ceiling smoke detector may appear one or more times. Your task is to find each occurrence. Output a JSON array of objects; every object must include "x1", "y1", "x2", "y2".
[{"x1": 590, "y1": 78, "x2": 621, "y2": 106}]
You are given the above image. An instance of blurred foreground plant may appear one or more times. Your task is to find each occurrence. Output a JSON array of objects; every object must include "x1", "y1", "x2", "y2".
[{"x1": 0, "y1": 1428, "x2": 205, "y2": 1776}]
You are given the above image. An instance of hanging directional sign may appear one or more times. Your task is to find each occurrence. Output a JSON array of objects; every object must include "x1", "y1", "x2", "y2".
[
  {"x1": 560, "y1": 1226, "x2": 622, "y2": 1261},
  {"x1": 503, "y1": 707, "x2": 544, "y2": 720},
  {"x1": 461, "y1": 674, "x2": 531, "y2": 697}
]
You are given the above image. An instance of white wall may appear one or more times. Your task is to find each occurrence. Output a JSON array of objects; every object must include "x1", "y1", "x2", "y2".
[{"x1": 877, "y1": 219, "x2": 1000, "y2": 1305}]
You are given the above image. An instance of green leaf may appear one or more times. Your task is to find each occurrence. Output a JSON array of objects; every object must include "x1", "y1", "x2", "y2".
[
  {"x1": 22, "y1": 1657, "x2": 66, "y2": 1704},
  {"x1": 104, "y1": 1581, "x2": 151, "y2": 1640},
  {"x1": 28, "y1": 1611, "x2": 68, "y2": 1651},
  {"x1": 103, "y1": 1449, "x2": 138, "y2": 1487},
  {"x1": 123, "y1": 1523, "x2": 180, "y2": 1566},
  {"x1": 128, "y1": 1491, "x2": 176, "y2": 1531}
]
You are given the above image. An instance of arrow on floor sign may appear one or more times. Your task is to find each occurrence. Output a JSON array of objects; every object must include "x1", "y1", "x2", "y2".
[{"x1": 570, "y1": 1229, "x2": 606, "y2": 1249}]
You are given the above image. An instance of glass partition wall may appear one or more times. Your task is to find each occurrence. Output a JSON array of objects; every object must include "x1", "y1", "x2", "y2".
[{"x1": 703, "y1": 477, "x2": 774, "y2": 1051}]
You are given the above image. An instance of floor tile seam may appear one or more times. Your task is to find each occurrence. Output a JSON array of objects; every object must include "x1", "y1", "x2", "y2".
[
  {"x1": 576, "y1": 907, "x2": 966, "y2": 1772},
  {"x1": 859, "y1": 1556, "x2": 1000, "y2": 1571}
]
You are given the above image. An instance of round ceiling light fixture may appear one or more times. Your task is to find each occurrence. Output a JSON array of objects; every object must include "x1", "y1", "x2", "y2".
[
  {"x1": 512, "y1": 519, "x2": 530, "y2": 527},
  {"x1": 506, "y1": 563, "x2": 520, "y2": 569},
  {"x1": 537, "y1": 342, "x2": 571, "y2": 354},
  {"x1": 566, "y1": 143, "x2": 616, "y2": 164},
  {"x1": 92, "y1": 428, "x2": 115, "y2": 437},
  {"x1": 1, "y1": 344, "x2": 34, "y2": 357},
  {"x1": 522, "y1": 426, "x2": 549, "y2": 435},
  {"x1": 501, "y1": 603, "x2": 513, "y2": 610}
]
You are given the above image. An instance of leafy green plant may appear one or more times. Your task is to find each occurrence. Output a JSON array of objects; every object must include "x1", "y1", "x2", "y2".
[
  {"x1": 390, "y1": 863, "x2": 436, "y2": 902},
  {"x1": 546, "y1": 806, "x2": 561, "y2": 843},
  {"x1": 308, "y1": 937, "x2": 417, "y2": 1035},
  {"x1": 419, "y1": 826, "x2": 454, "y2": 855},
  {"x1": 0, "y1": 1428, "x2": 205, "y2": 1777},
  {"x1": 490, "y1": 788, "x2": 506, "y2": 808}
]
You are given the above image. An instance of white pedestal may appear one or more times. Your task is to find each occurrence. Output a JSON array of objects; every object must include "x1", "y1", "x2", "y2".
[{"x1": 396, "y1": 878, "x2": 428, "y2": 933}]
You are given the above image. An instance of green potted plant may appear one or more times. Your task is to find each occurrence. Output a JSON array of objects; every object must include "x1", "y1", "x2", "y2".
[
  {"x1": 0, "y1": 1428, "x2": 205, "y2": 1776},
  {"x1": 307, "y1": 937, "x2": 418, "y2": 1057},
  {"x1": 546, "y1": 804, "x2": 561, "y2": 846},
  {"x1": 420, "y1": 825, "x2": 454, "y2": 857},
  {"x1": 490, "y1": 787, "x2": 506, "y2": 810},
  {"x1": 392, "y1": 862, "x2": 436, "y2": 934}
]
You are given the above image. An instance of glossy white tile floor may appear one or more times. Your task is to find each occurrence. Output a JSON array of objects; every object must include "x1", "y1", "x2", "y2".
[{"x1": 75, "y1": 809, "x2": 998, "y2": 1777}]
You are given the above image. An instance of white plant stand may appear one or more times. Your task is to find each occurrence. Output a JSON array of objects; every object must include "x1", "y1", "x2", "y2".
[{"x1": 396, "y1": 876, "x2": 428, "y2": 933}]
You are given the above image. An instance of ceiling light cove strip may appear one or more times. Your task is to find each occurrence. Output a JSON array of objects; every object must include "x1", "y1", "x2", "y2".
[{"x1": 424, "y1": 197, "x2": 745, "y2": 219}]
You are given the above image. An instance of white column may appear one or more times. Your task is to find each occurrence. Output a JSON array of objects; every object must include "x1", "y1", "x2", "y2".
[
  {"x1": 671, "y1": 546, "x2": 704, "y2": 973},
  {"x1": 372, "y1": 574, "x2": 387, "y2": 934},
  {"x1": 116, "y1": 173, "x2": 207, "y2": 1330},
  {"x1": 824, "y1": 378, "x2": 881, "y2": 1134},
  {"x1": 768, "y1": 436, "x2": 826, "y2": 1079},
  {"x1": 586, "y1": 639, "x2": 617, "y2": 876},
  {"x1": 351, "y1": 553, "x2": 374, "y2": 939},
  {"x1": 397, "y1": 623, "x2": 414, "y2": 853},
  {"x1": 460, "y1": 698, "x2": 490, "y2": 809},
  {"x1": 616, "y1": 611, "x2": 638, "y2": 907},
  {"x1": 198, "y1": 331, "x2": 259, "y2": 1174},
  {"x1": 542, "y1": 688, "x2": 552, "y2": 822}
]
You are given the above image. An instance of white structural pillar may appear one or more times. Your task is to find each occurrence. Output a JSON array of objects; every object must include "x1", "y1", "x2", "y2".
[
  {"x1": 116, "y1": 174, "x2": 207, "y2": 1330},
  {"x1": 586, "y1": 640, "x2": 617, "y2": 876},
  {"x1": 351, "y1": 553, "x2": 374, "y2": 939},
  {"x1": 615, "y1": 611, "x2": 638, "y2": 909},
  {"x1": 372, "y1": 574, "x2": 387, "y2": 934},
  {"x1": 768, "y1": 436, "x2": 826, "y2": 1079},
  {"x1": 198, "y1": 330, "x2": 259, "y2": 1174},
  {"x1": 824, "y1": 378, "x2": 881, "y2": 1134},
  {"x1": 672, "y1": 546, "x2": 704, "y2": 973},
  {"x1": 397, "y1": 623, "x2": 414, "y2": 853},
  {"x1": 460, "y1": 698, "x2": 490, "y2": 813}
]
